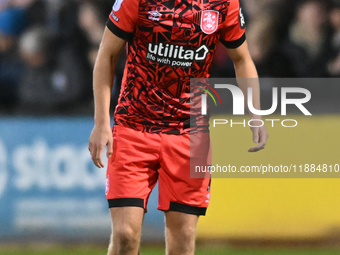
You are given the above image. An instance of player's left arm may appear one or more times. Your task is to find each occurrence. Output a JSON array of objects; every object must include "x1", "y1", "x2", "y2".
[{"x1": 226, "y1": 41, "x2": 269, "y2": 152}]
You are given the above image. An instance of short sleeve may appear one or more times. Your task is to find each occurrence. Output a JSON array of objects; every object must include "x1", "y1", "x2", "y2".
[
  {"x1": 220, "y1": 0, "x2": 246, "y2": 49},
  {"x1": 106, "y1": 0, "x2": 139, "y2": 41}
]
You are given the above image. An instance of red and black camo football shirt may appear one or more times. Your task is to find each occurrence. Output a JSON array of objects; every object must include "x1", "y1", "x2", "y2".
[{"x1": 107, "y1": 0, "x2": 246, "y2": 134}]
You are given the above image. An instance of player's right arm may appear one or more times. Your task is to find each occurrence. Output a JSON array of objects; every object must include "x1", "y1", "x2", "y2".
[
  {"x1": 88, "y1": 29, "x2": 126, "y2": 168},
  {"x1": 89, "y1": 0, "x2": 138, "y2": 168}
]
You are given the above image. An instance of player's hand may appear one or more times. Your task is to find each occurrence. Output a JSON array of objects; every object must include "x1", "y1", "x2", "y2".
[
  {"x1": 248, "y1": 125, "x2": 268, "y2": 152},
  {"x1": 88, "y1": 124, "x2": 113, "y2": 168}
]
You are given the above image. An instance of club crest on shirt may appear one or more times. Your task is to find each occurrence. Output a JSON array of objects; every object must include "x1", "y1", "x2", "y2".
[{"x1": 201, "y1": 10, "x2": 219, "y2": 34}]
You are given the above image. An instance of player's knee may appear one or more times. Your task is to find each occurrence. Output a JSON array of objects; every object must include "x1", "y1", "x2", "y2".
[
  {"x1": 172, "y1": 224, "x2": 196, "y2": 241},
  {"x1": 113, "y1": 227, "x2": 140, "y2": 251},
  {"x1": 167, "y1": 235, "x2": 195, "y2": 255},
  {"x1": 167, "y1": 225, "x2": 196, "y2": 255}
]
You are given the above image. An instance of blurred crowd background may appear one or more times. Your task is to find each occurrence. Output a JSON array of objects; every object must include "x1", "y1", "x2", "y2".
[
  {"x1": 0, "y1": 0, "x2": 339, "y2": 114},
  {"x1": 0, "y1": 1, "x2": 339, "y2": 250}
]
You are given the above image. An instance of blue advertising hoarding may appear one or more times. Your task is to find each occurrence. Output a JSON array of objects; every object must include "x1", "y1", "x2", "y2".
[{"x1": 0, "y1": 117, "x2": 164, "y2": 242}]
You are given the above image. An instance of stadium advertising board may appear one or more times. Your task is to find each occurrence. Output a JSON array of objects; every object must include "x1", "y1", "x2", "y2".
[{"x1": 0, "y1": 118, "x2": 164, "y2": 242}]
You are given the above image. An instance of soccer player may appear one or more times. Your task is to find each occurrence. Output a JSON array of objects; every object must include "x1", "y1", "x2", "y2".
[{"x1": 88, "y1": 0, "x2": 268, "y2": 254}]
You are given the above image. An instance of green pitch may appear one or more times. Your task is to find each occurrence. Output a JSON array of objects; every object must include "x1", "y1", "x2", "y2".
[{"x1": 0, "y1": 245, "x2": 340, "y2": 255}]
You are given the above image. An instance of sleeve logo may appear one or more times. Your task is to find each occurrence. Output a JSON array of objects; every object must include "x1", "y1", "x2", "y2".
[
  {"x1": 201, "y1": 10, "x2": 219, "y2": 34},
  {"x1": 113, "y1": 0, "x2": 125, "y2": 12},
  {"x1": 111, "y1": 13, "x2": 119, "y2": 22},
  {"x1": 239, "y1": 8, "x2": 246, "y2": 29}
]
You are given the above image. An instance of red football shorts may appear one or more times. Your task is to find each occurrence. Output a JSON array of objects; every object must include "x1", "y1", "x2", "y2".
[{"x1": 105, "y1": 125, "x2": 211, "y2": 215}]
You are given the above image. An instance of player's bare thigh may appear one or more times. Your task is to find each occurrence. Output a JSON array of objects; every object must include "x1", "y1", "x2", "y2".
[
  {"x1": 108, "y1": 207, "x2": 144, "y2": 255},
  {"x1": 165, "y1": 211, "x2": 199, "y2": 255}
]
